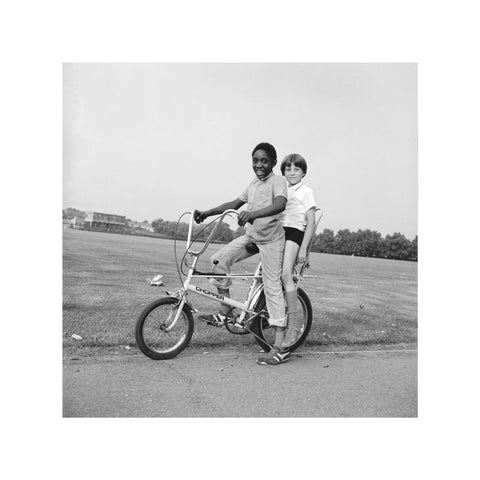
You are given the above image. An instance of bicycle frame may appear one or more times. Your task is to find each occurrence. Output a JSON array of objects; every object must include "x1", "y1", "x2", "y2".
[
  {"x1": 167, "y1": 210, "x2": 264, "y2": 331},
  {"x1": 167, "y1": 207, "x2": 323, "y2": 332}
]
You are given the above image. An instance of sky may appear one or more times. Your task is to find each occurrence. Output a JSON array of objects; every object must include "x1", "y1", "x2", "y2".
[{"x1": 63, "y1": 63, "x2": 417, "y2": 239}]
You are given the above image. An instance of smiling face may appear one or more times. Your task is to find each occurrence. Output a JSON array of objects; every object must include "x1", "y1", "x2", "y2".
[
  {"x1": 252, "y1": 149, "x2": 275, "y2": 180},
  {"x1": 284, "y1": 162, "x2": 305, "y2": 186}
]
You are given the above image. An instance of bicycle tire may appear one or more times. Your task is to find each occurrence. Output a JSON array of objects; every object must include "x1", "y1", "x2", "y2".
[
  {"x1": 135, "y1": 296, "x2": 194, "y2": 360},
  {"x1": 250, "y1": 288, "x2": 312, "y2": 353}
]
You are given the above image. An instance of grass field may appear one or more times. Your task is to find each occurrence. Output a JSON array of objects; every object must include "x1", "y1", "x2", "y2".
[{"x1": 63, "y1": 228, "x2": 417, "y2": 352}]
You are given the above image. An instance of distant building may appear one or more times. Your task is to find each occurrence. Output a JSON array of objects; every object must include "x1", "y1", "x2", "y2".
[{"x1": 84, "y1": 211, "x2": 127, "y2": 231}]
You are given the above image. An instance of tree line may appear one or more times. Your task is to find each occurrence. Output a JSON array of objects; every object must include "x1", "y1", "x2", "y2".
[
  {"x1": 64, "y1": 208, "x2": 417, "y2": 261},
  {"x1": 151, "y1": 218, "x2": 417, "y2": 262},
  {"x1": 311, "y1": 228, "x2": 417, "y2": 261}
]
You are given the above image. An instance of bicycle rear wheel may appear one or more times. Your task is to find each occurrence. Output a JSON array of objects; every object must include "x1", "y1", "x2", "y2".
[
  {"x1": 135, "y1": 297, "x2": 194, "y2": 360},
  {"x1": 251, "y1": 288, "x2": 312, "y2": 353}
]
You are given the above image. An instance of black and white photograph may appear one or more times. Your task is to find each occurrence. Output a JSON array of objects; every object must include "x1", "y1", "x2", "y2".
[
  {"x1": 5, "y1": 1, "x2": 480, "y2": 479},
  {"x1": 63, "y1": 63, "x2": 418, "y2": 417}
]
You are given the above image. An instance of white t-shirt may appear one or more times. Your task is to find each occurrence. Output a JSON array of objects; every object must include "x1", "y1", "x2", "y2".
[{"x1": 281, "y1": 181, "x2": 316, "y2": 231}]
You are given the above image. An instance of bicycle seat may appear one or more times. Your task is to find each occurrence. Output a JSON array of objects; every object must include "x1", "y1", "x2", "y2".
[{"x1": 245, "y1": 242, "x2": 260, "y2": 254}]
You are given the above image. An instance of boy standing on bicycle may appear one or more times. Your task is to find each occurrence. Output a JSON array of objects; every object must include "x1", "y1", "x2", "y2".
[
  {"x1": 279, "y1": 154, "x2": 317, "y2": 348},
  {"x1": 194, "y1": 142, "x2": 291, "y2": 365}
]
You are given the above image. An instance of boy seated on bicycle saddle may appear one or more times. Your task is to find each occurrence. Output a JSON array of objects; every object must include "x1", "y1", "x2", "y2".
[{"x1": 194, "y1": 142, "x2": 291, "y2": 365}]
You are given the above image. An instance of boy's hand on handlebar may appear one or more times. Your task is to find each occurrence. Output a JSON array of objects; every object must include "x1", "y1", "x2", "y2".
[
  {"x1": 237, "y1": 211, "x2": 254, "y2": 227},
  {"x1": 193, "y1": 210, "x2": 207, "y2": 224},
  {"x1": 296, "y1": 248, "x2": 308, "y2": 265}
]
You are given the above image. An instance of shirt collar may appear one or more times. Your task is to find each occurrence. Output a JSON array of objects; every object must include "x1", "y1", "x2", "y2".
[
  {"x1": 257, "y1": 172, "x2": 274, "y2": 182},
  {"x1": 288, "y1": 181, "x2": 304, "y2": 191}
]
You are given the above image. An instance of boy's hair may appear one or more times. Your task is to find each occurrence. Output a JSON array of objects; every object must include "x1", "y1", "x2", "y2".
[
  {"x1": 280, "y1": 153, "x2": 307, "y2": 175},
  {"x1": 252, "y1": 142, "x2": 277, "y2": 165}
]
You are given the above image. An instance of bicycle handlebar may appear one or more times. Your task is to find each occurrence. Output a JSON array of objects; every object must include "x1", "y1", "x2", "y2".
[
  {"x1": 186, "y1": 209, "x2": 239, "y2": 257},
  {"x1": 184, "y1": 207, "x2": 323, "y2": 263}
]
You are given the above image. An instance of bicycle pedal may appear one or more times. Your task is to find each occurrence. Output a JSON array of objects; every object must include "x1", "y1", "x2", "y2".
[
  {"x1": 206, "y1": 319, "x2": 225, "y2": 327},
  {"x1": 198, "y1": 313, "x2": 226, "y2": 327},
  {"x1": 235, "y1": 319, "x2": 252, "y2": 330}
]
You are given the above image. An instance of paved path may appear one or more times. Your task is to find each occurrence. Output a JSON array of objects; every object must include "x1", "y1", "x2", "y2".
[{"x1": 63, "y1": 347, "x2": 417, "y2": 417}]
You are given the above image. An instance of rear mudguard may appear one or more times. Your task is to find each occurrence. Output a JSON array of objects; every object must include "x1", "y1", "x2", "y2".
[{"x1": 250, "y1": 284, "x2": 265, "y2": 311}]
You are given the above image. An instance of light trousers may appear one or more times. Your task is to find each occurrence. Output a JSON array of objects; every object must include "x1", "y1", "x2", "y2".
[{"x1": 209, "y1": 235, "x2": 287, "y2": 327}]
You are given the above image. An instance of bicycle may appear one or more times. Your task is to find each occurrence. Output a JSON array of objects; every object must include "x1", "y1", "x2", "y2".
[{"x1": 135, "y1": 208, "x2": 323, "y2": 360}]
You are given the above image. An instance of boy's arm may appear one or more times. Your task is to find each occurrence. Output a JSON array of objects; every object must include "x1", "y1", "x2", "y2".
[
  {"x1": 194, "y1": 198, "x2": 245, "y2": 223},
  {"x1": 237, "y1": 196, "x2": 287, "y2": 227},
  {"x1": 297, "y1": 207, "x2": 316, "y2": 263}
]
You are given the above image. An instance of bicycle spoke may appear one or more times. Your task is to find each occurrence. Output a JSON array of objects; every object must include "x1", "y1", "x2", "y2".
[{"x1": 142, "y1": 303, "x2": 189, "y2": 353}]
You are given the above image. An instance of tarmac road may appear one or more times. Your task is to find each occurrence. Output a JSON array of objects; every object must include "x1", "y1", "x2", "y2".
[{"x1": 63, "y1": 346, "x2": 417, "y2": 417}]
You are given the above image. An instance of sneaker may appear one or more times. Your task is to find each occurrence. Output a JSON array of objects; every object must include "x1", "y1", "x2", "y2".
[
  {"x1": 198, "y1": 313, "x2": 227, "y2": 327},
  {"x1": 256, "y1": 347, "x2": 291, "y2": 366}
]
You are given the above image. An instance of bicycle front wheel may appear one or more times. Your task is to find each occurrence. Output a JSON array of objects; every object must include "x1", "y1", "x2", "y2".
[
  {"x1": 135, "y1": 297, "x2": 194, "y2": 360},
  {"x1": 251, "y1": 288, "x2": 312, "y2": 353}
]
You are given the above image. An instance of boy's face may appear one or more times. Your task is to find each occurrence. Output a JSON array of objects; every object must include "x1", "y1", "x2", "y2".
[
  {"x1": 284, "y1": 163, "x2": 305, "y2": 186},
  {"x1": 252, "y1": 149, "x2": 275, "y2": 180}
]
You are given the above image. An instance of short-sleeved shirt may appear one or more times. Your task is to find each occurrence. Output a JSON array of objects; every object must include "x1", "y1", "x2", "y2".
[
  {"x1": 238, "y1": 173, "x2": 287, "y2": 244},
  {"x1": 280, "y1": 181, "x2": 316, "y2": 231}
]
